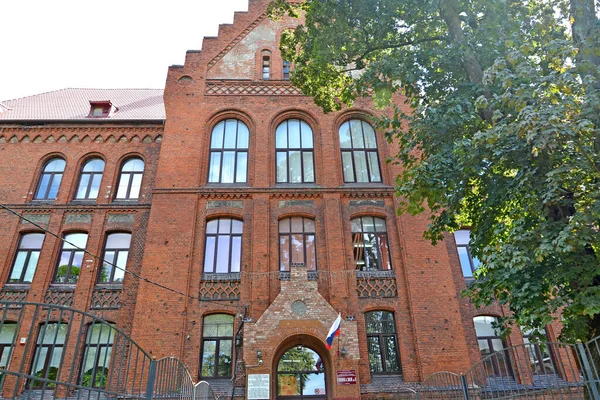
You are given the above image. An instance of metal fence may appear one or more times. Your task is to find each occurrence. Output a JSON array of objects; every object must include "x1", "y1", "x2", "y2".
[
  {"x1": 418, "y1": 336, "x2": 600, "y2": 399},
  {"x1": 0, "y1": 302, "x2": 213, "y2": 400}
]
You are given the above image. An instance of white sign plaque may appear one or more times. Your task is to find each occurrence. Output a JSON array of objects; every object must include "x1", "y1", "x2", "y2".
[{"x1": 247, "y1": 374, "x2": 270, "y2": 400}]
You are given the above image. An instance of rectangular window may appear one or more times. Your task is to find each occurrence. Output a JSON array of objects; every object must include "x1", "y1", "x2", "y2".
[
  {"x1": 454, "y1": 230, "x2": 481, "y2": 278},
  {"x1": 9, "y1": 233, "x2": 45, "y2": 283}
]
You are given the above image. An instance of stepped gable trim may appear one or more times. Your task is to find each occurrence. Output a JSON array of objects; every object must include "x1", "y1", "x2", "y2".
[{"x1": 206, "y1": 11, "x2": 268, "y2": 71}]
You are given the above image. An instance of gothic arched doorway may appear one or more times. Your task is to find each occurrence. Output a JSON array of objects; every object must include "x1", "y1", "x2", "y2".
[{"x1": 276, "y1": 345, "x2": 327, "y2": 399}]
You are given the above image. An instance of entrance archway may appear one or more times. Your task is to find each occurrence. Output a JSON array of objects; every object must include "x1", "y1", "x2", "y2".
[{"x1": 276, "y1": 345, "x2": 327, "y2": 399}]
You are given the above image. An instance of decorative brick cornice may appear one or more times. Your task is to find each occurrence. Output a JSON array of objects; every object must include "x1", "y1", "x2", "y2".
[
  {"x1": 2, "y1": 203, "x2": 151, "y2": 212},
  {"x1": 152, "y1": 187, "x2": 394, "y2": 199},
  {"x1": 205, "y1": 81, "x2": 303, "y2": 96},
  {"x1": 0, "y1": 127, "x2": 163, "y2": 144},
  {"x1": 206, "y1": 13, "x2": 268, "y2": 70}
]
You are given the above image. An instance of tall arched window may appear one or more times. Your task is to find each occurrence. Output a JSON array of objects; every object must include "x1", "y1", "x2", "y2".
[
  {"x1": 115, "y1": 158, "x2": 144, "y2": 200},
  {"x1": 201, "y1": 314, "x2": 234, "y2": 378},
  {"x1": 277, "y1": 346, "x2": 326, "y2": 398},
  {"x1": 30, "y1": 322, "x2": 68, "y2": 388},
  {"x1": 8, "y1": 233, "x2": 45, "y2": 283},
  {"x1": 276, "y1": 119, "x2": 315, "y2": 183},
  {"x1": 208, "y1": 119, "x2": 249, "y2": 184},
  {"x1": 203, "y1": 219, "x2": 243, "y2": 273},
  {"x1": 35, "y1": 158, "x2": 66, "y2": 200},
  {"x1": 365, "y1": 311, "x2": 401, "y2": 374},
  {"x1": 279, "y1": 217, "x2": 316, "y2": 271},
  {"x1": 351, "y1": 216, "x2": 391, "y2": 271},
  {"x1": 473, "y1": 316, "x2": 511, "y2": 377},
  {"x1": 75, "y1": 158, "x2": 105, "y2": 200},
  {"x1": 339, "y1": 119, "x2": 381, "y2": 183},
  {"x1": 54, "y1": 233, "x2": 88, "y2": 284},
  {"x1": 99, "y1": 233, "x2": 131, "y2": 283},
  {"x1": 80, "y1": 323, "x2": 115, "y2": 388}
]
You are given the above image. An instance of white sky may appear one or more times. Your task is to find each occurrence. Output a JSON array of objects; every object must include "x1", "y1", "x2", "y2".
[{"x1": 0, "y1": 0, "x2": 249, "y2": 101}]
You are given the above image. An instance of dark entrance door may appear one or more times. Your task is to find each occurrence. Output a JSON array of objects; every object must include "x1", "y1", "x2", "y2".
[{"x1": 276, "y1": 346, "x2": 326, "y2": 399}]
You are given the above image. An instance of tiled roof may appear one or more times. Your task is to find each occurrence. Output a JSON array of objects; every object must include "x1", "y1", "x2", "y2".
[{"x1": 0, "y1": 88, "x2": 165, "y2": 121}]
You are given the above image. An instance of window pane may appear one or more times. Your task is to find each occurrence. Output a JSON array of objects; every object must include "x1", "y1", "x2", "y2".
[
  {"x1": 474, "y1": 316, "x2": 499, "y2": 337},
  {"x1": 278, "y1": 374, "x2": 300, "y2": 396},
  {"x1": 291, "y1": 217, "x2": 303, "y2": 232},
  {"x1": 114, "y1": 252, "x2": 128, "y2": 282},
  {"x1": 289, "y1": 151, "x2": 302, "y2": 183},
  {"x1": 231, "y1": 237, "x2": 241, "y2": 273},
  {"x1": 46, "y1": 159, "x2": 66, "y2": 172},
  {"x1": 454, "y1": 230, "x2": 471, "y2": 245},
  {"x1": 303, "y1": 373, "x2": 326, "y2": 396},
  {"x1": 123, "y1": 159, "x2": 144, "y2": 172},
  {"x1": 384, "y1": 336, "x2": 400, "y2": 371},
  {"x1": 231, "y1": 220, "x2": 243, "y2": 234},
  {"x1": 378, "y1": 234, "x2": 392, "y2": 270},
  {"x1": 204, "y1": 237, "x2": 216, "y2": 273},
  {"x1": 106, "y1": 233, "x2": 131, "y2": 249},
  {"x1": 457, "y1": 247, "x2": 473, "y2": 277},
  {"x1": 279, "y1": 236, "x2": 290, "y2": 271},
  {"x1": 221, "y1": 152, "x2": 235, "y2": 183},
  {"x1": 300, "y1": 121, "x2": 313, "y2": 148},
  {"x1": 362, "y1": 217, "x2": 375, "y2": 232},
  {"x1": 0, "y1": 324, "x2": 17, "y2": 345},
  {"x1": 277, "y1": 152, "x2": 288, "y2": 183},
  {"x1": 306, "y1": 234, "x2": 316, "y2": 270},
  {"x1": 363, "y1": 122, "x2": 377, "y2": 148},
  {"x1": 129, "y1": 174, "x2": 142, "y2": 199},
  {"x1": 207, "y1": 220, "x2": 218, "y2": 234},
  {"x1": 84, "y1": 159, "x2": 105, "y2": 172},
  {"x1": 354, "y1": 152, "x2": 369, "y2": 182},
  {"x1": 20, "y1": 234, "x2": 44, "y2": 249},
  {"x1": 76, "y1": 175, "x2": 91, "y2": 198},
  {"x1": 236, "y1": 152, "x2": 247, "y2": 183},
  {"x1": 303, "y1": 152, "x2": 315, "y2": 182},
  {"x1": 216, "y1": 236, "x2": 231, "y2": 273},
  {"x1": 218, "y1": 340, "x2": 232, "y2": 377},
  {"x1": 304, "y1": 219, "x2": 316, "y2": 233},
  {"x1": 351, "y1": 218, "x2": 362, "y2": 233},
  {"x1": 208, "y1": 153, "x2": 221, "y2": 183},
  {"x1": 116, "y1": 174, "x2": 131, "y2": 198},
  {"x1": 64, "y1": 234, "x2": 88, "y2": 249},
  {"x1": 288, "y1": 120, "x2": 301, "y2": 148},
  {"x1": 276, "y1": 124, "x2": 287, "y2": 148},
  {"x1": 368, "y1": 152, "x2": 381, "y2": 182},
  {"x1": 342, "y1": 152, "x2": 355, "y2": 182},
  {"x1": 47, "y1": 174, "x2": 63, "y2": 199},
  {"x1": 9, "y1": 253, "x2": 27, "y2": 282},
  {"x1": 23, "y1": 251, "x2": 40, "y2": 282},
  {"x1": 368, "y1": 336, "x2": 383, "y2": 373},
  {"x1": 89, "y1": 174, "x2": 102, "y2": 198},
  {"x1": 223, "y1": 120, "x2": 237, "y2": 148},
  {"x1": 218, "y1": 219, "x2": 231, "y2": 234},
  {"x1": 290, "y1": 234, "x2": 304, "y2": 264},
  {"x1": 100, "y1": 253, "x2": 114, "y2": 283},
  {"x1": 339, "y1": 122, "x2": 352, "y2": 148},
  {"x1": 35, "y1": 174, "x2": 51, "y2": 199},
  {"x1": 350, "y1": 120, "x2": 365, "y2": 148},
  {"x1": 211, "y1": 122, "x2": 224, "y2": 149},
  {"x1": 279, "y1": 219, "x2": 290, "y2": 233},
  {"x1": 201, "y1": 341, "x2": 216, "y2": 376},
  {"x1": 237, "y1": 123, "x2": 249, "y2": 148}
]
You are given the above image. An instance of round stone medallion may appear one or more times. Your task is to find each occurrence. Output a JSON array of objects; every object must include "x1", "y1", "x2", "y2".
[{"x1": 291, "y1": 300, "x2": 307, "y2": 316}]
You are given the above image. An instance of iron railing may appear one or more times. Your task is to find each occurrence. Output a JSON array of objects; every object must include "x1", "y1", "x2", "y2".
[{"x1": 0, "y1": 302, "x2": 214, "y2": 400}]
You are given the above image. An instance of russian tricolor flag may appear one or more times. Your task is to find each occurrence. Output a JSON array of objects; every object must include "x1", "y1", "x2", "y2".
[{"x1": 325, "y1": 313, "x2": 342, "y2": 350}]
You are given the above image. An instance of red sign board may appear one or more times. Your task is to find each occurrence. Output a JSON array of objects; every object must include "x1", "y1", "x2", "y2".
[{"x1": 336, "y1": 369, "x2": 357, "y2": 385}]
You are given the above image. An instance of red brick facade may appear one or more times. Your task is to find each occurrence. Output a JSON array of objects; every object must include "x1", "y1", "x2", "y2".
[{"x1": 0, "y1": 1, "x2": 562, "y2": 399}]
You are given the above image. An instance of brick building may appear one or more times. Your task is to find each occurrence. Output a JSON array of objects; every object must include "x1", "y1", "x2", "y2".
[{"x1": 0, "y1": 1, "x2": 562, "y2": 399}]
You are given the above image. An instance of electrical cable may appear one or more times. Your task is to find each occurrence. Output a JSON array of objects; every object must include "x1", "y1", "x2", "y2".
[{"x1": 0, "y1": 203, "x2": 247, "y2": 310}]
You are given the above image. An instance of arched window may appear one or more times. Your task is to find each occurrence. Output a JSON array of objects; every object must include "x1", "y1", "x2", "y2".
[
  {"x1": 30, "y1": 322, "x2": 68, "y2": 388},
  {"x1": 365, "y1": 311, "x2": 401, "y2": 374},
  {"x1": 277, "y1": 346, "x2": 326, "y2": 398},
  {"x1": 35, "y1": 158, "x2": 66, "y2": 200},
  {"x1": 279, "y1": 217, "x2": 316, "y2": 271},
  {"x1": 201, "y1": 314, "x2": 234, "y2": 378},
  {"x1": 339, "y1": 120, "x2": 381, "y2": 183},
  {"x1": 54, "y1": 233, "x2": 88, "y2": 284},
  {"x1": 208, "y1": 119, "x2": 249, "y2": 184},
  {"x1": 0, "y1": 322, "x2": 18, "y2": 379},
  {"x1": 276, "y1": 119, "x2": 315, "y2": 183},
  {"x1": 80, "y1": 323, "x2": 115, "y2": 388},
  {"x1": 75, "y1": 158, "x2": 105, "y2": 200},
  {"x1": 99, "y1": 233, "x2": 131, "y2": 283},
  {"x1": 115, "y1": 158, "x2": 144, "y2": 200},
  {"x1": 351, "y1": 216, "x2": 391, "y2": 271},
  {"x1": 473, "y1": 316, "x2": 511, "y2": 377},
  {"x1": 203, "y1": 219, "x2": 243, "y2": 273},
  {"x1": 8, "y1": 233, "x2": 45, "y2": 283}
]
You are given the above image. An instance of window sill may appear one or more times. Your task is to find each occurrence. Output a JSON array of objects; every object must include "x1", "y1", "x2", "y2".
[
  {"x1": 71, "y1": 199, "x2": 97, "y2": 204},
  {"x1": 204, "y1": 183, "x2": 250, "y2": 188},
  {"x1": 94, "y1": 283, "x2": 123, "y2": 290},
  {"x1": 48, "y1": 284, "x2": 76, "y2": 290},
  {"x1": 341, "y1": 182, "x2": 392, "y2": 188},
  {"x1": 274, "y1": 183, "x2": 320, "y2": 188},
  {"x1": 3, "y1": 283, "x2": 31, "y2": 290},
  {"x1": 29, "y1": 199, "x2": 56, "y2": 204},
  {"x1": 201, "y1": 273, "x2": 241, "y2": 281}
]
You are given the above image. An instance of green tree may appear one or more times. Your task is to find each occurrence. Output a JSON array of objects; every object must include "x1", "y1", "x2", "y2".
[{"x1": 270, "y1": 0, "x2": 600, "y2": 340}]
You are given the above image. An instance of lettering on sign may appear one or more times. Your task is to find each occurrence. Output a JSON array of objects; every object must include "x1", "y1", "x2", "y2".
[
  {"x1": 278, "y1": 200, "x2": 314, "y2": 208},
  {"x1": 337, "y1": 369, "x2": 357, "y2": 385},
  {"x1": 247, "y1": 374, "x2": 270, "y2": 400},
  {"x1": 207, "y1": 200, "x2": 244, "y2": 209},
  {"x1": 349, "y1": 200, "x2": 385, "y2": 207}
]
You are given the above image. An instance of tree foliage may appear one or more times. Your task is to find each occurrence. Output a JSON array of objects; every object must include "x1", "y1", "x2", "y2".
[{"x1": 270, "y1": 0, "x2": 600, "y2": 340}]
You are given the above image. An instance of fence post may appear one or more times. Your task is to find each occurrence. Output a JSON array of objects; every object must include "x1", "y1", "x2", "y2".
[
  {"x1": 460, "y1": 375, "x2": 470, "y2": 400},
  {"x1": 577, "y1": 340, "x2": 600, "y2": 400},
  {"x1": 146, "y1": 360, "x2": 157, "y2": 400}
]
